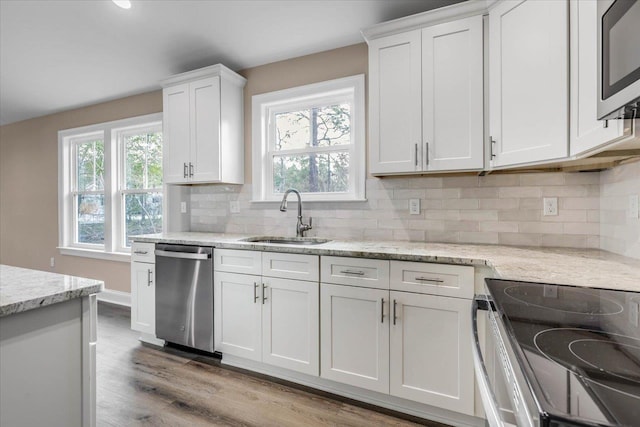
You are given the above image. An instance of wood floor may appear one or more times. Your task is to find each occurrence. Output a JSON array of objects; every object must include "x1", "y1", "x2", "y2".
[{"x1": 97, "y1": 302, "x2": 448, "y2": 427}]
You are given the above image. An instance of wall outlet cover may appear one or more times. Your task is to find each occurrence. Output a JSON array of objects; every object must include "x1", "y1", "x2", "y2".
[
  {"x1": 543, "y1": 197, "x2": 558, "y2": 216},
  {"x1": 180, "y1": 201, "x2": 187, "y2": 214},
  {"x1": 409, "y1": 198, "x2": 420, "y2": 215}
]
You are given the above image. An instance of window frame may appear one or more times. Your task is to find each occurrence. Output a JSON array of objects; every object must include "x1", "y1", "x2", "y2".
[
  {"x1": 58, "y1": 113, "x2": 163, "y2": 261},
  {"x1": 252, "y1": 75, "x2": 366, "y2": 203}
]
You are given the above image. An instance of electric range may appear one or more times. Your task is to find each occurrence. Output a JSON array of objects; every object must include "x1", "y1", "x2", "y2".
[{"x1": 475, "y1": 279, "x2": 640, "y2": 427}]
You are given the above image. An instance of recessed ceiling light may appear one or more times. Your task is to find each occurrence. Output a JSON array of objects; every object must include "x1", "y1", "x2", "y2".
[{"x1": 112, "y1": 0, "x2": 131, "y2": 9}]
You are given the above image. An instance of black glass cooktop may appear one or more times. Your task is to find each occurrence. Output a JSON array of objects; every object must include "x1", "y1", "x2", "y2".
[{"x1": 486, "y1": 279, "x2": 640, "y2": 427}]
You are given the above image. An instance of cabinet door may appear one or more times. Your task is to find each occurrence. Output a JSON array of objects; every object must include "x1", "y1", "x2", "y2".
[
  {"x1": 190, "y1": 76, "x2": 221, "y2": 183},
  {"x1": 423, "y1": 16, "x2": 484, "y2": 171},
  {"x1": 369, "y1": 31, "x2": 423, "y2": 174},
  {"x1": 569, "y1": 0, "x2": 627, "y2": 156},
  {"x1": 320, "y1": 284, "x2": 389, "y2": 393},
  {"x1": 390, "y1": 292, "x2": 474, "y2": 415},
  {"x1": 489, "y1": 0, "x2": 569, "y2": 167},
  {"x1": 163, "y1": 84, "x2": 190, "y2": 183},
  {"x1": 214, "y1": 272, "x2": 262, "y2": 361},
  {"x1": 131, "y1": 262, "x2": 155, "y2": 334},
  {"x1": 262, "y1": 277, "x2": 319, "y2": 376}
]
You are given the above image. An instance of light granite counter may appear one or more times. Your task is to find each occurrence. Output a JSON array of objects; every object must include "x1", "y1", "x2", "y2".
[
  {"x1": 0, "y1": 264, "x2": 103, "y2": 317},
  {"x1": 134, "y1": 233, "x2": 640, "y2": 292}
]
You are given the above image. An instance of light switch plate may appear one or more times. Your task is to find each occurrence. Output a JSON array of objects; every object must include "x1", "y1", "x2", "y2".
[
  {"x1": 628, "y1": 195, "x2": 639, "y2": 219},
  {"x1": 180, "y1": 201, "x2": 187, "y2": 214},
  {"x1": 409, "y1": 198, "x2": 420, "y2": 215},
  {"x1": 543, "y1": 197, "x2": 558, "y2": 216},
  {"x1": 229, "y1": 201, "x2": 240, "y2": 214}
]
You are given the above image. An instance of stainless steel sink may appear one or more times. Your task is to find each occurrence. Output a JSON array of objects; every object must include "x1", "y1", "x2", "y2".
[{"x1": 242, "y1": 236, "x2": 331, "y2": 245}]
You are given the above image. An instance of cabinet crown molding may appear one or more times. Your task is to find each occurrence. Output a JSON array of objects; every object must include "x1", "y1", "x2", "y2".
[
  {"x1": 361, "y1": 0, "x2": 495, "y2": 41},
  {"x1": 160, "y1": 63, "x2": 247, "y2": 88}
]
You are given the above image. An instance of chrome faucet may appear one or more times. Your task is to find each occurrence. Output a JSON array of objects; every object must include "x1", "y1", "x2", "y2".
[{"x1": 279, "y1": 189, "x2": 312, "y2": 237}]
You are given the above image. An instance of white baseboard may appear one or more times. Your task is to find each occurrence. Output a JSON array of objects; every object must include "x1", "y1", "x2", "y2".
[{"x1": 97, "y1": 289, "x2": 131, "y2": 307}]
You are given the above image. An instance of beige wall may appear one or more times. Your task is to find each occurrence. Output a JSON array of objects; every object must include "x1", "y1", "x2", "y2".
[
  {"x1": 238, "y1": 43, "x2": 367, "y2": 183},
  {"x1": 0, "y1": 91, "x2": 162, "y2": 292}
]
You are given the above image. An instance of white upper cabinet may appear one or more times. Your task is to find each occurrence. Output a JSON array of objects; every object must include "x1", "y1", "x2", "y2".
[
  {"x1": 569, "y1": 0, "x2": 630, "y2": 156},
  {"x1": 368, "y1": 31, "x2": 422, "y2": 174},
  {"x1": 422, "y1": 16, "x2": 484, "y2": 171},
  {"x1": 489, "y1": 0, "x2": 569, "y2": 167},
  {"x1": 161, "y1": 64, "x2": 246, "y2": 185},
  {"x1": 367, "y1": 13, "x2": 484, "y2": 175}
]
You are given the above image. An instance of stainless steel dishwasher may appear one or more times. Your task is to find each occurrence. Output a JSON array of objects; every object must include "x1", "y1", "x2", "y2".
[{"x1": 155, "y1": 244, "x2": 213, "y2": 352}]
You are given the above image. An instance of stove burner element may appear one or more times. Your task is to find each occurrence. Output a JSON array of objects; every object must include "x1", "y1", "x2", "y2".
[
  {"x1": 504, "y1": 285, "x2": 624, "y2": 315},
  {"x1": 534, "y1": 328, "x2": 640, "y2": 400}
]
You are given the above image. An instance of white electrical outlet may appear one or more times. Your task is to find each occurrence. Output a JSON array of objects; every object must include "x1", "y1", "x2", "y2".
[
  {"x1": 180, "y1": 201, "x2": 187, "y2": 213},
  {"x1": 50, "y1": 257, "x2": 55, "y2": 268},
  {"x1": 409, "y1": 198, "x2": 421, "y2": 215},
  {"x1": 543, "y1": 197, "x2": 558, "y2": 216},
  {"x1": 229, "y1": 201, "x2": 240, "y2": 214},
  {"x1": 628, "y1": 195, "x2": 639, "y2": 219}
]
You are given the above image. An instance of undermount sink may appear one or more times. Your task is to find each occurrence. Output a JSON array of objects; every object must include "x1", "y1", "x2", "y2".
[{"x1": 242, "y1": 236, "x2": 331, "y2": 245}]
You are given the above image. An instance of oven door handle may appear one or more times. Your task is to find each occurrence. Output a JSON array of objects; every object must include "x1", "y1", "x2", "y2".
[{"x1": 472, "y1": 296, "x2": 504, "y2": 427}]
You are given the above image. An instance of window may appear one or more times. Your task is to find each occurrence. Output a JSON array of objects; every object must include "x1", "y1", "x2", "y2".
[
  {"x1": 252, "y1": 75, "x2": 365, "y2": 202},
  {"x1": 59, "y1": 113, "x2": 162, "y2": 260}
]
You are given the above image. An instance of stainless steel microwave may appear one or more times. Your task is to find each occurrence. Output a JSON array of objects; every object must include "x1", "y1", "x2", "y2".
[{"x1": 598, "y1": 0, "x2": 640, "y2": 119}]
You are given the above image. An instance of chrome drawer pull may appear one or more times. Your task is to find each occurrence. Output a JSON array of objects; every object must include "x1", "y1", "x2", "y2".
[
  {"x1": 340, "y1": 269, "x2": 365, "y2": 276},
  {"x1": 134, "y1": 250, "x2": 148, "y2": 255},
  {"x1": 262, "y1": 283, "x2": 268, "y2": 304},
  {"x1": 147, "y1": 269, "x2": 153, "y2": 286},
  {"x1": 381, "y1": 298, "x2": 385, "y2": 323},
  {"x1": 415, "y1": 277, "x2": 444, "y2": 283},
  {"x1": 253, "y1": 282, "x2": 259, "y2": 303},
  {"x1": 393, "y1": 299, "x2": 398, "y2": 325}
]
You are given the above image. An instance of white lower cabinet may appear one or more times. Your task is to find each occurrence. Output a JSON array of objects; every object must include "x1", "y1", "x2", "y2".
[
  {"x1": 320, "y1": 283, "x2": 390, "y2": 393},
  {"x1": 319, "y1": 257, "x2": 475, "y2": 417},
  {"x1": 131, "y1": 242, "x2": 156, "y2": 335},
  {"x1": 214, "y1": 249, "x2": 320, "y2": 376},
  {"x1": 389, "y1": 291, "x2": 474, "y2": 415}
]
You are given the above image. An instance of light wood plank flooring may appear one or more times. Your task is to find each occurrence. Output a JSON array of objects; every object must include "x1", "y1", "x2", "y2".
[{"x1": 97, "y1": 302, "x2": 448, "y2": 427}]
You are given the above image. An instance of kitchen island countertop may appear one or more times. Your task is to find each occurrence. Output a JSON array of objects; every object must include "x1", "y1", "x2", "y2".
[
  {"x1": 134, "y1": 233, "x2": 640, "y2": 292},
  {"x1": 0, "y1": 264, "x2": 103, "y2": 317}
]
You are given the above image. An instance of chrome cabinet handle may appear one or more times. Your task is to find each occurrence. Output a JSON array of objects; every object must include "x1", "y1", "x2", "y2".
[
  {"x1": 415, "y1": 277, "x2": 444, "y2": 283},
  {"x1": 183, "y1": 162, "x2": 188, "y2": 178},
  {"x1": 381, "y1": 298, "x2": 385, "y2": 323},
  {"x1": 414, "y1": 143, "x2": 418, "y2": 167},
  {"x1": 393, "y1": 299, "x2": 398, "y2": 325},
  {"x1": 339, "y1": 269, "x2": 365, "y2": 276},
  {"x1": 155, "y1": 250, "x2": 211, "y2": 260},
  {"x1": 147, "y1": 269, "x2": 153, "y2": 286},
  {"x1": 490, "y1": 136, "x2": 497, "y2": 159},
  {"x1": 262, "y1": 283, "x2": 268, "y2": 304},
  {"x1": 189, "y1": 162, "x2": 194, "y2": 177},
  {"x1": 253, "y1": 282, "x2": 259, "y2": 303},
  {"x1": 425, "y1": 142, "x2": 429, "y2": 166},
  {"x1": 133, "y1": 250, "x2": 148, "y2": 255}
]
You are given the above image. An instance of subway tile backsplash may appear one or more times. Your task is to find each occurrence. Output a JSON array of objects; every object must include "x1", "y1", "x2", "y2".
[{"x1": 190, "y1": 161, "x2": 639, "y2": 259}]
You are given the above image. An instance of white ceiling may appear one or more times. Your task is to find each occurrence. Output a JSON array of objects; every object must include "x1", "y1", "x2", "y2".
[{"x1": 0, "y1": 0, "x2": 463, "y2": 126}]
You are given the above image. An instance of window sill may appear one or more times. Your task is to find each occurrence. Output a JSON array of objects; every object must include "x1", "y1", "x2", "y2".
[
  {"x1": 250, "y1": 198, "x2": 368, "y2": 204},
  {"x1": 58, "y1": 247, "x2": 131, "y2": 263}
]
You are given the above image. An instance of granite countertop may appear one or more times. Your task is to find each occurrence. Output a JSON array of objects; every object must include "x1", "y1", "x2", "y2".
[
  {"x1": 0, "y1": 265, "x2": 104, "y2": 317},
  {"x1": 136, "y1": 232, "x2": 640, "y2": 292}
]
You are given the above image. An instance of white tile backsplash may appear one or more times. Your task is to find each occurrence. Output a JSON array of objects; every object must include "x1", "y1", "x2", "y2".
[{"x1": 187, "y1": 162, "x2": 639, "y2": 258}]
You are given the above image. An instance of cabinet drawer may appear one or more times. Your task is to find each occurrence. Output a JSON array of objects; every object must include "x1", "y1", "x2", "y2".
[
  {"x1": 390, "y1": 261, "x2": 473, "y2": 299},
  {"x1": 131, "y1": 242, "x2": 155, "y2": 263},
  {"x1": 214, "y1": 249, "x2": 262, "y2": 275},
  {"x1": 262, "y1": 252, "x2": 319, "y2": 282},
  {"x1": 321, "y1": 256, "x2": 390, "y2": 289}
]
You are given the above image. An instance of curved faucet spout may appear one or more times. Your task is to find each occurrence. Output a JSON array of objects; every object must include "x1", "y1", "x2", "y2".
[{"x1": 279, "y1": 189, "x2": 312, "y2": 237}]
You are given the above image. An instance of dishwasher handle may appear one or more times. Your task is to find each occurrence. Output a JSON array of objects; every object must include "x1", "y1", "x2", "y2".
[{"x1": 155, "y1": 249, "x2": 211, "y2": 260}]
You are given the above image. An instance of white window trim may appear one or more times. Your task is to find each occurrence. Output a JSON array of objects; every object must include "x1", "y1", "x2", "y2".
[
  {"x1": 252, "y1": 74, "x2": 366, "y2": 203},
  {"x1": 58, "y1": 113, "x2": 162, "y2": 261}
]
